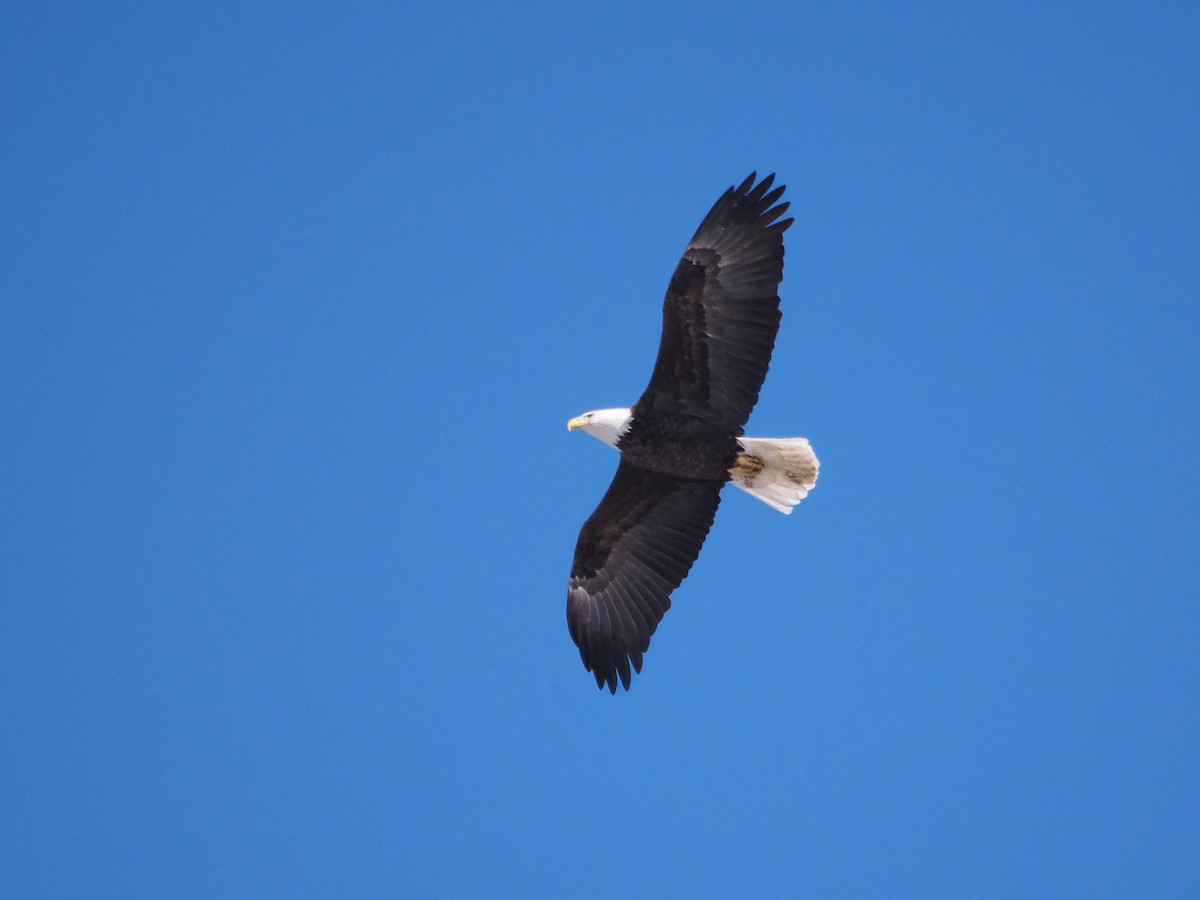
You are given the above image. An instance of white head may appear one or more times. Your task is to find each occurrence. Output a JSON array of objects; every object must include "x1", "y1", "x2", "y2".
[{"x1": 567, "y1": 407, "x2": 632, "y2": 449}]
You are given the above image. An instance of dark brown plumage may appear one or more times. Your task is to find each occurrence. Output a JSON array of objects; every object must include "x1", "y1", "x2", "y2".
[{"x1": 567, "y1": 173, "x2": 794, "y2": 693}]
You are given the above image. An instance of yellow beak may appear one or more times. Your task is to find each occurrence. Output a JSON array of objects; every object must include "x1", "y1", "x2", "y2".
[{"x1": 567, "y1": 416, "x2": 589, "y2": 431}]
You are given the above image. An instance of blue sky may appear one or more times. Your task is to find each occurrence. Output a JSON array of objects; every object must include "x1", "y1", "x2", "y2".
[{"x1": 3, "y1": 2, "x2": 1198, "y2": 896}]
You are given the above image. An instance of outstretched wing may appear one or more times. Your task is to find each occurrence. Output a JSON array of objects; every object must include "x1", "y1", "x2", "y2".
[
  {"x1": 633, "y1": 173, "x2": 793, "y2": 436},
  {"x1": 567, "y1": 460, "x2": 724, "y2": 693}
]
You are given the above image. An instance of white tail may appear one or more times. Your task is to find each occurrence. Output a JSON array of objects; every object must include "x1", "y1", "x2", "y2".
[{"x1": 728, "y1": 437, "x2": 820, "y2": 514}]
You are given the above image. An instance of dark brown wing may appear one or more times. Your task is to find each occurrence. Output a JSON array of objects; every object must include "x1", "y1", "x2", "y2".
[
  {"x1": 632, "y1": 173, "x2": 793, "y2": 436},
  {"x1": 567, "y1": 459, "x2": 724, "y2": 693}
]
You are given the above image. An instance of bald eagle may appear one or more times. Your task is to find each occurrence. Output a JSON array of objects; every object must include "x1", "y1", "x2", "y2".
[{"x1": 566, "y1": 173, "x2": 819, "y2": 693}]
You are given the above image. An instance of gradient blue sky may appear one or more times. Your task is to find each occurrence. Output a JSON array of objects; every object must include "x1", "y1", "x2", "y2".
[{"x1": 3, "y1": 3, "x2": 1198, "y2": 897}]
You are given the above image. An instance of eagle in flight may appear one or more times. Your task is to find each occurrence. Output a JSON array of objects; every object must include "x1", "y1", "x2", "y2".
[{"x1": 566, "y1": 173, "x2": 819, "y2": 693}]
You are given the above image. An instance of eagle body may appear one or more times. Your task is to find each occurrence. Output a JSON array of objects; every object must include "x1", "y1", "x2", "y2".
[
  {"x1": 617, "y1": 412, "x2": 739, "y2": 481},
  {"x1": 566, "y1": 174, "x2": 819, "y2": 693}
]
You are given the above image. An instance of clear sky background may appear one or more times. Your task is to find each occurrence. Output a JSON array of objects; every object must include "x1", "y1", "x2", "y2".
[{"x1": 3, "y1": 3, "x2": 1198, "y2": 897}]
